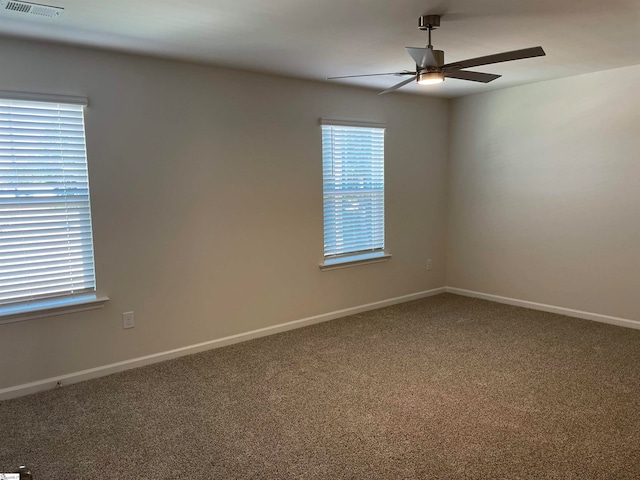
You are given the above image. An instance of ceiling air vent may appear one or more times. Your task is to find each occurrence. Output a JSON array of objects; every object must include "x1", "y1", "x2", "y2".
[{"x1": 1, "y1": 0, "x2": 63, "y2": 17}]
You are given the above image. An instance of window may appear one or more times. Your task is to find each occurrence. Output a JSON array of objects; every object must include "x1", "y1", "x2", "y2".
[
  {"x1": 321, "y1": 120, "x2": 389, "y2": 269},
  {"x1": 0, "y1": 93, "x2": 100, "y2": 317}
]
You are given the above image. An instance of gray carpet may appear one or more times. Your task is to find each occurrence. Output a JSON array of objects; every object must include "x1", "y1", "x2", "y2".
[{"x1": 1, "y1": 293, "x2": 639, "y2": 479}]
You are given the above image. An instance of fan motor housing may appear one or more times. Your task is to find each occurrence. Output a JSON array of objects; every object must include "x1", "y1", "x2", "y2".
[{"x1": 427, "y1": 49, "x2": 445, "y2": 67}]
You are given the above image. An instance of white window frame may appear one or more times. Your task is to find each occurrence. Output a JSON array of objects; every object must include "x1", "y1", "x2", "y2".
[
  {"x1": 0, "y1": 90, "x2": 108, "y2": 323},
  {"x1": 319, "y1": 119, "x2": 391, "y2": 270}
]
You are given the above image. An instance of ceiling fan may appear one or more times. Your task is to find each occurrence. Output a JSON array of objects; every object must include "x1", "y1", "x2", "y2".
[{"x1": 328, "y1": 15, "x2": 546, "y2": 95}]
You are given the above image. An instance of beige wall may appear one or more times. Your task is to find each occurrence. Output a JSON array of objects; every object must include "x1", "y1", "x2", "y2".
[
  {"x1": 0, "y1": 37, "x2": 449, "y2": 389},
  {"x1": 447, "y1": 64, "x2": 640, "y2": 320}
]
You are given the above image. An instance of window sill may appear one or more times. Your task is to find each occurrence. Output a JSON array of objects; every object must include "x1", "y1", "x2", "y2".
[
  {"x1": 319, "y1": 252, "x2": 392, "y2": 271},
  {"x1": 0, "y1": 294, "x2": 110, "y2": 325}
]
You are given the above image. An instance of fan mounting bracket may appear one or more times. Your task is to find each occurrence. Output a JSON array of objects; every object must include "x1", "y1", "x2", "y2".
[{"x1": 418, "y1": 15, "x2": 440, "y2": 30}]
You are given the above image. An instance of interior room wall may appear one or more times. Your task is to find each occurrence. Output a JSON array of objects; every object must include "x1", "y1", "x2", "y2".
[
  {"x1": 447, "y1": 64, "x2": 640, "y2": 321},
  {"x1": 0, "y1": 37, "x2": 449, "y2": 390}
]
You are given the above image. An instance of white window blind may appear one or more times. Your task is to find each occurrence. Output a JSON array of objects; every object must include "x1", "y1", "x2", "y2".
[
  {"x1": 322, "y1": 122, "x2": 385, "y2": 259},
  {"x1": 0, "y1": 97, "x2": 96, "y2": 307}
]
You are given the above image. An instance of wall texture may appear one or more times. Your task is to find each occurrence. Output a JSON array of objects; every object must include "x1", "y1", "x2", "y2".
[
  {"x1": 447, "y1": 64, "x2": 640, "y2": 320},
  {"x1": 0, "y1": 37, "x2": 449, "y2": 390}
]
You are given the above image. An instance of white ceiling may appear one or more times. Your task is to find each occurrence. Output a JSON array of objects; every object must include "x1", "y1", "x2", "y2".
[{"x1": 0, "y1": 0, "x2": 639, "y2": 97}]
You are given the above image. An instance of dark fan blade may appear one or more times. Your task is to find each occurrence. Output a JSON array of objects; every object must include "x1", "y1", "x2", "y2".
[
  {"x1": 443, "y1": 46, "x2": 545, "y2": 71},
  {"x1": 406, "y1": 47, "x2": 437, "y2": 68},
  {"x1": 444, "y1": 70, "x2": 501, "y2": 83},
  {"x1": 378, "y1": 75, "x2": 417, "y2": 95},
  {"x1": 328, "y1": 71, "x2": 415, "y2": 79}
]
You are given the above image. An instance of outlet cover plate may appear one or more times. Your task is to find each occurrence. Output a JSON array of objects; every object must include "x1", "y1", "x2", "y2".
[{"x1": 122, "y1": 311, "x2": 135, "y2": 329}]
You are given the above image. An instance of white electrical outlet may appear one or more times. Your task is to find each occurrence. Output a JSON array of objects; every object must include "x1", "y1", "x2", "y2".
[
  {"x1": 122, "y1": 311, "x2": 135, "y2": 329},
  {"x1": 427, "y1": 259, "x2": 433, "y2": 270}
]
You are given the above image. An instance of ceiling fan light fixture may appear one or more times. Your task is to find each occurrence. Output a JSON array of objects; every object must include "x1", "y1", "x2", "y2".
[
  {"x1": 327, "y1": 14, "x2": 545, "y2": 95},
  {"x1": 417, "y1": 71, "x2": 444, "y2": 85}
]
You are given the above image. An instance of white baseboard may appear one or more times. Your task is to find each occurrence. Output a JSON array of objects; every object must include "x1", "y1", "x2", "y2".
[
  {"x1": 5, "y1": 286, "x2": 635, "y2": 401},
  {"x1": 0, "y1": 287, "x2": 446, "y2": 401},
  {"x1": 446, "y1": 287, "x2": 640, "y2": 330}
]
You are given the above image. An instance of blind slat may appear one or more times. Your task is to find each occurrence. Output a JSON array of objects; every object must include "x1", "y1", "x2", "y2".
[{"x1": 1, "y1": 247, "x2": 94, "y2": 265}]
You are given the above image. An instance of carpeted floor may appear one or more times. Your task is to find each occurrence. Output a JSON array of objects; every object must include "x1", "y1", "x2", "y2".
[{"x1": 1, "y1": 293, "x2": 639, "y2": 479}]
